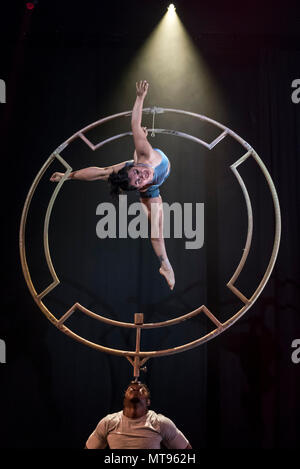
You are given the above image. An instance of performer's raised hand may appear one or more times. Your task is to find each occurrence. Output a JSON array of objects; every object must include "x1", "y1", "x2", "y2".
[{"x1": 136, "y1": 80, "x2": 149, "y2": 99}]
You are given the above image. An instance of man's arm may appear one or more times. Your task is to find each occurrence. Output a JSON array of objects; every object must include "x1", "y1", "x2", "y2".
[
  {"x1": 85, "y1": 418, "x2": 108, "y2": 449},
  {"x1": 159, "y1": 415, "x2": 191, "y2": 449},
  {"x1": 140, "y1": 195, "x2": 175, "y2": 290},
  {"x1": 131, "y1": 80, "x2": 153, "y2": 161}
]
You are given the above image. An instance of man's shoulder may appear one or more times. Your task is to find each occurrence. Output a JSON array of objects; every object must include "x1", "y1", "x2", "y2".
[
  {"x1": 104, "y1": 410, "x2": 123, "y2": 420},
  {"x1": 147, "y1": 410, "x2": 171, "y2": 426},
  {"x1": 99, "y1": 410, "x2": 122, "y2": 427},
  {"x1": 151, "y1": 412, "x2": 176, "y2": 428},
  {"x1": 148, "y1": 410, "x2": 168, "y2": 420}
]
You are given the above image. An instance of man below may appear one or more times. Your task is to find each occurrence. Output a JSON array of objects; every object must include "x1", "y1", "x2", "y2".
[{"x1": 85, "y1": 381, "x2": 192, "y2": 449}]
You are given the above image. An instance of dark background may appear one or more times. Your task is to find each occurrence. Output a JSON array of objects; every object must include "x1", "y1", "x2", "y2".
[{"x1": 0, "y1": 0, "x2": 299, "y2": 449}]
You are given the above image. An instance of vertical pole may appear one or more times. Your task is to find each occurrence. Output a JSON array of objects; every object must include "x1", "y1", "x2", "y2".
[{"x1": 133, "y1": 313, "x2": 144, "y2": 379}]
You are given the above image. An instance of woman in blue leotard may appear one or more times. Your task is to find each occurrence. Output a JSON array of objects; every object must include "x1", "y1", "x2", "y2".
[
  {"x1": 50, "y1": 81, "x2": 174, "y2": 290},
  {"x1": 108, "y1": 137, "x2": 171, "y2": 200}
]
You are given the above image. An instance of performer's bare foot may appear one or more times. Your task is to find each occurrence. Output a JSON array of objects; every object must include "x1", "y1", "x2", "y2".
[{"x1": 159, "y1": 263, "x2": 175, "y2": 290}]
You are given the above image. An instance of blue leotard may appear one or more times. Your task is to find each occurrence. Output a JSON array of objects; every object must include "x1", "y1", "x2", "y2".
[{"x1": 125, "y1": 148, "x2": 171, "y2": 198}]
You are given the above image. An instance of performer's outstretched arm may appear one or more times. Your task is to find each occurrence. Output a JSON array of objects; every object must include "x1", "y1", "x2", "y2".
[
  {"x1": 131, "y1": 80, "x2": 153, "y2": 162},
  {"x1": 140, "y1": 195, "x2": 175, "y2": 290},
  {"x1": 50, "y1": 161, "x2": 131, "y2": 183}
]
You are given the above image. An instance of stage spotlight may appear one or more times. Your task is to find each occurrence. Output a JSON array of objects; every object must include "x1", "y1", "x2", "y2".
[
  {"x1": 168, "y1": 4, "x2": 176, "y2": 12},
  {"x1": 167, "y1": 3, "x2": 176, "y2": 20},
  {"x1": 111, "y1": 1, "x2": 225, "y2": 119}
]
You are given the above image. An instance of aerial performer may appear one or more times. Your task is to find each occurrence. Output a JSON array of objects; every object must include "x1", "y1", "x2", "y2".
[{"x1": 50, "y1": 81, "x2": 175, "y2": 290}]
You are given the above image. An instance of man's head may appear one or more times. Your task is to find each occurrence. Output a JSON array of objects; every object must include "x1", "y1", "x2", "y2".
[{"x1": 123, "y1": 381, "x2": 151, "y2": 417}]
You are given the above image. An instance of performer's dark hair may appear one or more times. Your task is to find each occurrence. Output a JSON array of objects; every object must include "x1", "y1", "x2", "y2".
[{"x1": 108, "y1": 164, "x2": 136, "y2": 198}]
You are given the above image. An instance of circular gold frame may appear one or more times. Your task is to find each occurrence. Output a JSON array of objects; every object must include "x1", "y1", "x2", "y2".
[{"x1": 19, "y1": 107, "x2": 281, "y2": 377}]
